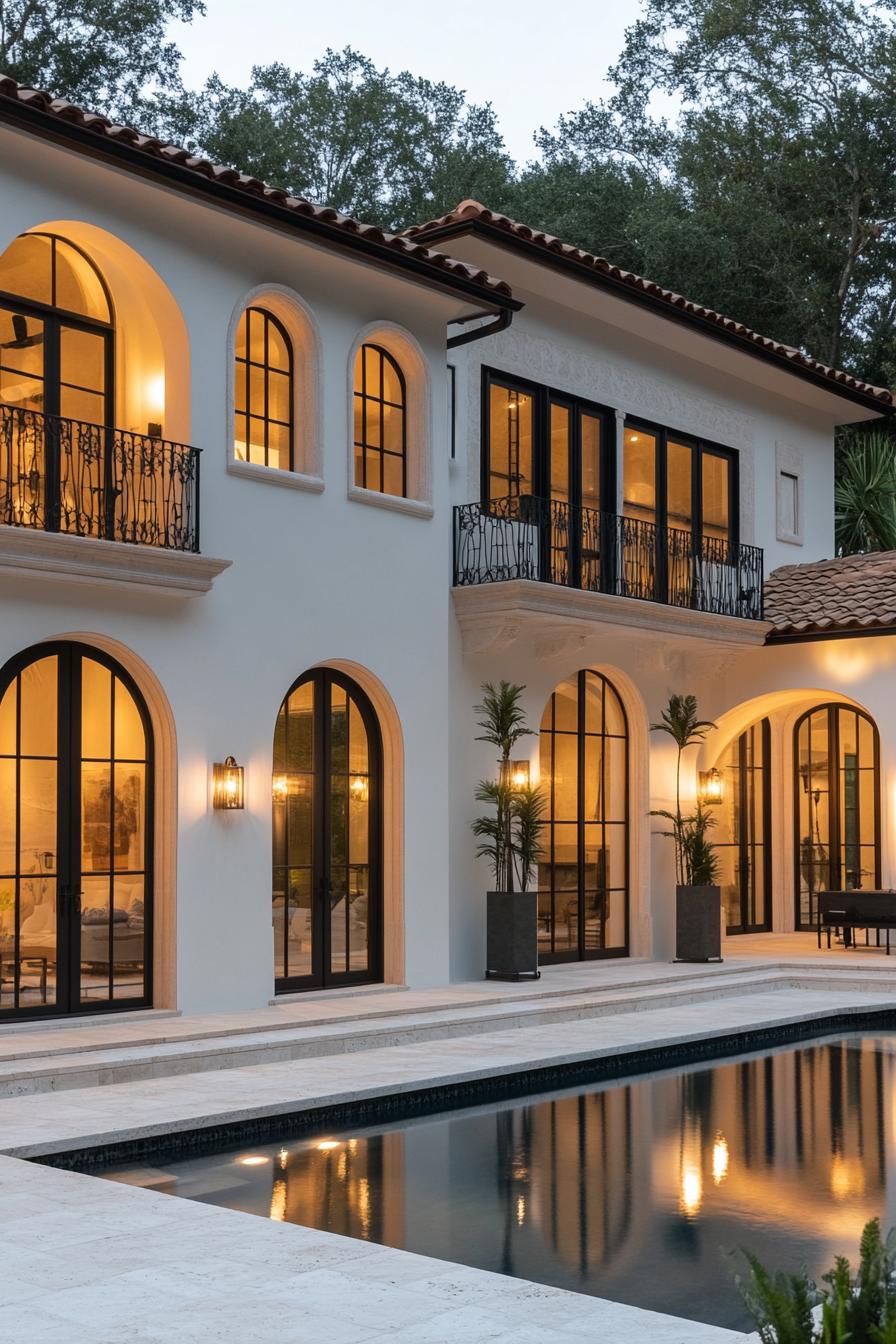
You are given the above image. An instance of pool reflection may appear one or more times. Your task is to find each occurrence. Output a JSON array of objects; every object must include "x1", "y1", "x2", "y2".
[{"x1": 107, "y1": 1033, "x2": 896, "y2": 1330}]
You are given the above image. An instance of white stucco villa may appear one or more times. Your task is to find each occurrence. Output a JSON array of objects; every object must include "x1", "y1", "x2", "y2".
[{"x1": 1, "y1": 74, "x2": 894, "y2": 1024}]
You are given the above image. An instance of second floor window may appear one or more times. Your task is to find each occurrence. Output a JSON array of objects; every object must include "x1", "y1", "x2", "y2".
[
  {"x1": 234, "y1": 306, "x2": 294, "y2": 471},
  {"x1": 623, "y1": 422, "x2": 735, "y2": 550},
  {"x1": 354, "y1": 343, "x2": 407, "y2": 497}
]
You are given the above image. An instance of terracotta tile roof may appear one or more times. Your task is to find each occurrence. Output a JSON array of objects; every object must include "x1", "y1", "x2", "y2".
[
  {"x1": 763, "y1": 551, "x2": 896, "y2": 638},
  {"x1": 406, "y1": 200, "x2": 893, "y2": 409},
  {"x1": 0, "y1": 80, "x2": 514, "y2": 307}
]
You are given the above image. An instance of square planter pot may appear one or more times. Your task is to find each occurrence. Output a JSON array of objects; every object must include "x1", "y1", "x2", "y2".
[
  {"x1": 676, "y1": 884, "x2": 723, "y2": 963},
  {"x1": 486, "y1": 890, "x2": 540, "y2": 981}
]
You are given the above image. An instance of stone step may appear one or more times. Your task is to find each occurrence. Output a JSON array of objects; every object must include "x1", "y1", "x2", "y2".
[{"x1": 0, "y1": 961, "x2": 892, "y2": 1097}]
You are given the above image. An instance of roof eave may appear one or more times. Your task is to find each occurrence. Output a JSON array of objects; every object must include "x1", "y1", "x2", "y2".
[
  {"x1": 0, "y1": 95, "x2": 521, "y2": 317},
  {"x1": 416, "y1": 218, "x2": 891, "y2": 416}
]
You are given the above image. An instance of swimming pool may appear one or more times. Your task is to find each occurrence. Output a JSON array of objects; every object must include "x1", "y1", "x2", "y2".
[{"x1": 93, "y1": 1030, "x2": 896, "y2": 1331}]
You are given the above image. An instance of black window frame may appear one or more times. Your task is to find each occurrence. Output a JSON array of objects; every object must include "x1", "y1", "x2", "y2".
[
  {"x1": 234, "y1": 305, "x2": 295, "y2": 472},
  {"x1": 354, "y1": 342, "x2": 408, "y2": 498},
  {"x1": 622, "y1": 414, "x2": 740, "y2": 554}
]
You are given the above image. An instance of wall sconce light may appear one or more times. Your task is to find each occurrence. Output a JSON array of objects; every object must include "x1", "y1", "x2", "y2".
[
  {"x1": 699, "y1": 767, "x2": 723, "y2": 805},
  {"x1": 350, "y1": 775, "x2": 369, "y2": 801},
  {"x1": 501, "y1": 760, "x2": 530, "y2": 792},
  {"x1": 272, "y1": 774, "x2": 289, "y2": 804},
  {"x1": 213, "y1": 756, "x2": 244, "y2": 809},
  {"x1": 147, "y1": 421, "x2": 163, "y2": 440}
]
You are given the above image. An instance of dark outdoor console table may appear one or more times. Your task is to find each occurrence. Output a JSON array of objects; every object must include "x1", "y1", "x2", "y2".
[{"x1": 817, "y1": 890, "x2": 896, "y2": 954}]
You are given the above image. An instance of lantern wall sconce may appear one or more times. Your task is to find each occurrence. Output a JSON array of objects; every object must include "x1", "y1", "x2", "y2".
[
  {"x1": 698, "y1": 767, "x2": 723, "y2": 805},
  {"x1": 501, "y1": 759, "x2": 530, "y2": 791},
  {"x1": 213, "y1": 756, "x2": 245, "y2": 810}
]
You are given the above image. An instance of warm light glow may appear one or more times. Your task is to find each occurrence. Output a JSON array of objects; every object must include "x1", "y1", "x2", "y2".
[
  {"x1": 269, "y1": 1177, "x2": 287, "y2": 1221},
  {"x1": 272, "y1": 775, "x2": 288, "y2": 804},
  {"x1": 278, "y1": 1147, "x2": 289, "y2": 1169},
  {"x1": 317, "y1": 1139, "x2": 341, "y2": 1151},
  {"x1": 712, "y1": 1134, "x2": 729, "y2": 1185},
  {"x1": 680, "y1": 1163, "x2": 703, "y2": 1217},
  {"x1": 239, "y1": 1155, "x2": 269, "y2": 1166},
  {"x1": 830, "y1": 1153, "x2": 866, "y2": 1201},
  {"x1": 350, "y1": 775, "x2": 368, "y2": 801},
  {"x1": 146, "y1": 372, "x2": 165, "y2": 417},
  {"x1": 213, "y1": 756, "x2": 244, "y2": 810},
  {"x1": 516, "y1": 1195, "x2": 526, "y2": 1226},
  {"x1": 699, "y1": 767, "x2": 724, "y2": 805}
]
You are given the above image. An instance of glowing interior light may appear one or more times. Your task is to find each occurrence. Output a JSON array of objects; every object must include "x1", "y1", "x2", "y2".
[
  {"x1": 712, "y1": 1135, "x2": 729, "y2": 1185},
  {"x1": 239, "y1": 1155, "x2": 269, "y2": 1166},
  {"x1": 317, "y1": 1139, "x2": 340, "y2": 1151},
  {"x1": 679, "y1": 1163, "x2": 703, "y2": 1217}
]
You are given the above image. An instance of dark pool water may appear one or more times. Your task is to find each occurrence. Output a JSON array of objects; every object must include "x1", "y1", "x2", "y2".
[{"x1": 98, "y1": 1032, "x2": 896, "y2": 1331}]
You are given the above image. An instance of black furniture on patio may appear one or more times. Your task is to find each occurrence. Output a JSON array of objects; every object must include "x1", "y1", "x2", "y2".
[{"x1": 817, "y1": 889, "x2": 896, "y2": 954}]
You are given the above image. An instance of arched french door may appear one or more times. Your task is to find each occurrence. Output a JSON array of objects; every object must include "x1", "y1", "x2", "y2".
[
  {"x1": 794, "y1": 703, "x2": 881, "y2": 931},
  {"x1": 537, "y1": 670, "x2": 629, "y2": 962},
  {"x1": 272, "y1": 668, "x2": 382, "y2": 992},
  {"x1": 0, "y1": 642, "x2": 153, "y2": 1019},
  {"x1": 713, "y1": 718, "x2": 772, "y2": 934}
]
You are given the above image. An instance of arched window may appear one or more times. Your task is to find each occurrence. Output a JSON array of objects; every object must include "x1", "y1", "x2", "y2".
[
  {"x1": 0, "y1": 231, "x2": 113, "y2": 425},
  {"x1": 538, "y1": 670, "x2": 629, "y2": 962},
  {"x1": 272, "y1": 668, "x2": 382, "y2": 991},
  {"x1": 0, "y1": 642, "x2": 153, "y2": 1019},
  {"x1": 353, "y1": 343, "x2": 407, "y2": 497},
  {"x1": 234, "y1": 306, "x2": 294, "y2": 470},
  {"x1": 794, "y1": 703, "x2": 881, "y2": 930}
]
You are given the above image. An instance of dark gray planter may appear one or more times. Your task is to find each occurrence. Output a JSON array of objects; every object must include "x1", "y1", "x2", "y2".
[
  {"x1": 486, "y1": 890, "x2": 540, "y2": 981},
  {"x1": 675, "y1": 884, "x2": 723, "y2": 962}
]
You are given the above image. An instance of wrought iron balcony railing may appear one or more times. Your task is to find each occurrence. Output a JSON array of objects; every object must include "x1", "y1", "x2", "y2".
[
  {"x1": 453, "y1": 495, "x2": 764, "y2": 621},
  {"x1": 0, "y1": 404, "x2": 200, "y2": 553}
]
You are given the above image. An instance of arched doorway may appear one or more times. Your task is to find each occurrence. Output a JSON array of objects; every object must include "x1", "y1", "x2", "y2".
[
  {"x1": 0, "y1": 642, "x2": 153, "y2": 1018},
  {"x1": 538, "y1": 669, "x2": 629, "y2": 962},
  {"x1": 712, "y1": 718, "x2": 772, "y2": 934},
  {"x1": 794, "y1": 703, "x2": 881, "y2": 930},
  {"x1": 272, "y1": 668, "x2": 382, "y2": 991}
]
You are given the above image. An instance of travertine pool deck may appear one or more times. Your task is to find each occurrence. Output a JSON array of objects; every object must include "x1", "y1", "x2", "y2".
[{"x1": 2, "y1": 948, "x2": 894, "y2": 1342}]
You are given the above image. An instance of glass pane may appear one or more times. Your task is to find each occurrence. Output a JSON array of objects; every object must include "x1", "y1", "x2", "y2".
[
  {"x1": 0, "y1": 309, "x2": 45, "y2": 382},
  {"x1": 353, "y1": 347, "x2": 365, "y2": 396},
  {"x1": 54, "y1": 239, "x2": 110, "y2": 322},
  {"x1": 267, "y1": 420, "x2": 290, "y2": 471},
  {"x1": 0, "y1": 757, "x2": 15, "y2": 874},
  {"x1": 552, "y1": 678, "x2": 578, "y2": 733},
  {"x1": 114, "y1": 679, "x2": 145, "y2": 761},
  {"x1": 550, "y1": 404, "x2": 570, "y2": 503},
  {"x1": 59, "y1": 385, "x2": 104, "y2": 426},
  {"x1": 59, "y1": 327, "x2": 106, "y2": 396},
  {"x1": 18, "y1": 876, "x2": 57, "y2": 1009},
  {"x1": 247, "y1": 416, "x2": 266, "y2": 465},
  {"x1": 19, "y1": 657, "x2": 56, "y2": 758},
  {"x1": 623, "y1": 427, "x2": 656, "y2": 523},
  {"x1": 267, "y1": 369, "x2": 291, "y2": 424},
  {"x1": 80, "y1": 873, "x2": 111, "y2": 1003},
  {"x1": 583, "y1": 674, "x2": 603, "y2": 736},
  {"x1": 382, "y1": 354, "x2": 403, "y2": 406},
  {"x1": 248, "y1": 364, "x2": 265, "y2": 418},
  {"x1": 382, "y1": 452, "x2": 404, "y2": 498},
  {"x1": 347, "y1": 869, "x2": 369, "y2": 973},
  {"x1": 330, "y1": 685, "x2": 348, "y2": 773},
  {"x1": 363, "y1": 396, "x2": 381, "y2": 449},
  {"x1": 287, "y1": 786, "x2": 313, "y2": 868},
  {"x1": 604, "y1": 684, "x2": 626, "y2": 737},
  {"x1": 581, "y1": 413, "x2": 601, "y2": 511},
  {"x1": 0, "y1": 234, "x2": 52, "y2": 306},
  {"x1": 583, "y1": 736, "x2": 604, "y2": 822},
  {"x1": 702, "y1": 452, "x2": 730, "y2": 543},
  {"x1": 81, "y1": 762, "x2": 111, "y2": 873},
  {"x1": 552, "y1": 735, "x2": 578, "y2": 821},
  {"x1": 329, "y1": 871, "x2": 349, "y2": 976},
  {"x1": 667, "y1": 441, "x2": 693, "y2": 534},
  {"x1": 267, "y1": 320, "x2": 290, "y2": 371},
  {"x1": 286, "y1": 682, "x2": 314, "y2": 773},
  {"x1": 248, "y1": 309, "x2": 266, "y2": 364},
  {"x1": 330, "y1": 778, "x2": 347, "y2": 869},
  {"x1": 0, "y1": 680, "x2": 16, "y2": 756},
  {"x1": 81, "y1": 658, "x2": 112, "y2": 759},
  {"x1": 489, "y1": 383, "x2": 533, "y2": 500},
  {"x1": 112, "y1": 878, "x2": 145, "y2": 998},
  {"x1": 19, "y1": 759, "x2": 57, "y2": 860},
  {"x1": 348, "y1": 699, "x2": 369, "y2": 774},
  {"x1": 382, "y1": 402, "x2": 403, "y2": 455},
  {"x1": 113, "y1": 764, "x2": 145, "y2": 872},
  {"x1": 286, "y1": 869, "x2": 312, "y2": 979},
  {"x1": 235, "y1": 311, "x2": 248, "y2": 359}
]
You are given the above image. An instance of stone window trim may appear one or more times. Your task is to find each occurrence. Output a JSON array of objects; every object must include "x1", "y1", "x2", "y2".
[
  {"x1": 226, "y1": 284, "x2": 323, "y2": 491},
  {"x1": 346, "y1": 321, "x2": 433, "y2": 519}
]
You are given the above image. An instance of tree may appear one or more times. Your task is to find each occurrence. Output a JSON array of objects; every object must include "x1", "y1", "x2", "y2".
[
  {"x1": 0, "y1": 0, "x2": 204, "y2": 120},
  {"x1": 169, "y1": 49, "x2": 515, "y2": 230},
  {"x1": 835, "y1": 428, "x2": 896, "y2": 553}
]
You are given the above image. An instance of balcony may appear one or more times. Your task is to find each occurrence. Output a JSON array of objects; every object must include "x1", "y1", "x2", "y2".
[
  {"x1": 453, "y1": 496, "x2": 767, "y2": 650},
  {"x1": 0, "y1": 405, "x2": 229, "y2": 596}
]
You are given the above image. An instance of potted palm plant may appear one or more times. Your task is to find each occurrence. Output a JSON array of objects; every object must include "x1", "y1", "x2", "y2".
[
  {"x1": 472, "y1": 681, "x2": 545, "y2": 980},
  {"x1": 651, "y1": 694, "x2": 722, "y2": 963}
]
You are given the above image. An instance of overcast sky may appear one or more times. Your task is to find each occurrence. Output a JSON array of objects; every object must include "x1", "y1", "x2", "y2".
[{"x1": 172, "y1": 0, "x2": 648, "y2": 163}]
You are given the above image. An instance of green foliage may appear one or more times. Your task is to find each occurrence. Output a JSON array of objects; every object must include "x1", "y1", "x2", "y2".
[
  {"x1": 650, "y1": 694, "x2": 717, "y2": 887},
  {"x1": 742, "y1": 1218, "x2": 896, "y2": 1343},
  {"x1": 0, "y1": 0, "x2": 203, "y2": 121},
  {"x1": 471, "y1": 682, "x2": 543, "y2": 893},
  {"x1": 835, "y1": 428, "x2": 896, "y2": 554}
]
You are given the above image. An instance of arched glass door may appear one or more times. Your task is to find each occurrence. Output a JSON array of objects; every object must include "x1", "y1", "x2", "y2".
[
  {"x1": 714, "y1": 719, "x2": 771, "y2": 934},
  {"x1": 537, "y1": 670, "x2": 629, "y2": 962},
  {"x1": 794, "y1": 703, "x2": 881, "y2": 930},
  {"x1": 273, "y1": 669, "x2": 382, "y2": 991},
  {"x1": 0, "y1": 643, "x2": 152, "y2": 1018}
]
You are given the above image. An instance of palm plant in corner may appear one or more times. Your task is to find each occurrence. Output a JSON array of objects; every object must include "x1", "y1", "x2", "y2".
[
  {"x1": 651, "y1": 694, "x2": 722, "y2": 963},
  {"x1": 472, "y1": 681, "x2": 545, "y2": 981}
]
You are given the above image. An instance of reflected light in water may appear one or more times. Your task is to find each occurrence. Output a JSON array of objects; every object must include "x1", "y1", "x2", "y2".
[
  {"x1": 317, "y1": 1139, "x2": 341, "y2": 1151},
  {"x1": 830, "y1": 1154, "x2": 866, "y2": 1201},
  {"x1": 238, "y1": 1155, "x2": 269, "y2": 1166},
  {"x1": 516, "y1": 1195, "x2": 527, "y2": 1226},
  {"x1": 270, "y1": 1177, "x2": 286, "y2": 1221},
  {"x1": 680, "y1": 1163, "x2": 703, "y2": 1218},
  {"x1": 712, "y1": 1134, "x2": 730, "y2": 1185}
]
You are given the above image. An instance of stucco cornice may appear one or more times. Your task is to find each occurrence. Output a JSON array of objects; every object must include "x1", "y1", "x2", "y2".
[
  {"x1": 452, "y1": 579, "x2": 772, "y2": 652},
  {"x1": 0, "y1": 527, "x2": 231, "y2": 597}
]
